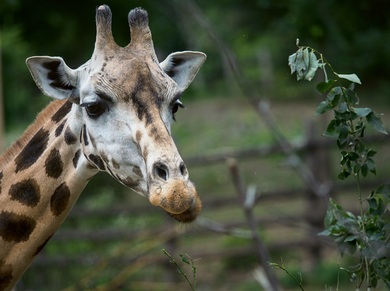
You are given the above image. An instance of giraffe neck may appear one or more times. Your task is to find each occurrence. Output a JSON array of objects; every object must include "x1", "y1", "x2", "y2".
[{"x1": 0, "y1": 100, "x2": 97, "y2": 290}]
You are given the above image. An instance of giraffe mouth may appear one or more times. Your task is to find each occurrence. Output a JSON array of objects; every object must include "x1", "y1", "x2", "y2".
[
  {"x1": 149, "y1": 179, "x2": 202, "y2": 223},
  {"x1": 165, "y1": 196, "x2": 202, "y2": 223}
]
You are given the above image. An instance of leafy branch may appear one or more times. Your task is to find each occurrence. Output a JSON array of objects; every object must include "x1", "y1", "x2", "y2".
[
  {"x1": 269, "y1": 260, "x2": 305, "y2": 291},
  {"x1": 289, "y1": 39, "x2": 390, "y2": 290},
  {"x1": 162, "y1": 249, "x2": 198, "y2": 290}
]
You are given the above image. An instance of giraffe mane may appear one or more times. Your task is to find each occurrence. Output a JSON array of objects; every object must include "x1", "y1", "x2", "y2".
[{"x1": 0, "y1": 99, "x2": 68, "y2": 170}]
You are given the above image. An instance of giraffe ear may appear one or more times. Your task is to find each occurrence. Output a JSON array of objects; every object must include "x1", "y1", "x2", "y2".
[
  {"x1": 26, "y1": 56, "x2": 78, "y2": 100},
  {"x1": 160, "y1": 51, "x2": 206, "y2": 91}
]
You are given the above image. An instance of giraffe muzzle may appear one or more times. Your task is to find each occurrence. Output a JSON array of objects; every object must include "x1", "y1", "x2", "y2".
[{"x1": 149, "y1": 178, "x2": 202, "y2": 223}]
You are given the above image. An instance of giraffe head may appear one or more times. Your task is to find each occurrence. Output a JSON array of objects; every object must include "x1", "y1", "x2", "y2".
[{"x1": 25, "y1": 5, "x2": 206, "y2": 222}]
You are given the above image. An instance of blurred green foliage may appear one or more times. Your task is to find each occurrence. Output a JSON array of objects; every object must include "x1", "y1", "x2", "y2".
[
  {"x1": 1, "y1": 0, "x2": 390, "y2": 129},
  {"x1": 2, "y1": 1, "x2": 390, "y2": 289}
]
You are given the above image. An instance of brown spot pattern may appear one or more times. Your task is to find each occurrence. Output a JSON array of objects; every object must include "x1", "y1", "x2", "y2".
[
  {"x1": 112, "y1": 159, "x2": 120, "y2": 169},
  {"x1": 135, "y1": 130, "x2": 142, "y2": 143},
  {"x1": 9, "y1": 179, "x2": 40, "y2": 207},
  {"x1": 64, "y1": 126, "x2": 77, "y2": 145},
  {"x1": 0, "y1": 211, "x2": 36, "y2": 242},
  {"x1": 128, "y1": 75, "x2": 154, "y2": 125},
  {"x1": 121, "y1": 176, "x2": 139, "y2": 188},
  {"x1": 50, "y1": 183, "x2": 71, "y2": 216},
  {"x1": 51, "y1": 101, "x2": 72, "y2": 123},
  {"x1": 55, "y1": 119, "x2": 67, "y2": 137},
  {"x1": 133, "y1": 166, "x2": 143, "y2": 177},
  {"x1": 14, "y1": 128, "x2": 50, "y2": 173},
  {"x1": 0, "y1": 260, "x2": 13, "y2": 290},
  {"x1": 88, "y1": 154, "x2": 106, "y2": 170},
  {"x1": 73, "y1": 149, "x2": 81, "y2": 169},
  {"x1": 149, "y1": 126, "x2": 161, "y2": 140},
  {"x1": 81, "y1": 124, "x2": 89, "y2": 146},
  {"x1": 45, "y1": 149, "x2": 64, "y2": 179}
]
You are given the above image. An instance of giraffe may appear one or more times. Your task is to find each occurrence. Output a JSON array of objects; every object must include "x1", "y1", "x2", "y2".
[{"x1": 0, "y1": 5, "x2": 206, "y2": 290}]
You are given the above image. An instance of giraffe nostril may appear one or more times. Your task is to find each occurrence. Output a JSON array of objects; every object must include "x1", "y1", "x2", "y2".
[
  {"x1": 153, "y1": 163, "x2": 169, "y2": 181},
  {"x1": 179, "y1": 162, "x2": 187, "y2": 177}
]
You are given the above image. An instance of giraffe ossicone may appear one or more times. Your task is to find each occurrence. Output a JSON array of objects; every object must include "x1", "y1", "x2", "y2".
[{"x1": 0, "y1": 5, "x2": 205, "y2": 290}]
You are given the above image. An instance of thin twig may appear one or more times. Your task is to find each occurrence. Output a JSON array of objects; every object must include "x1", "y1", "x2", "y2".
[
  {"x1": 162, "y1": 249, "x2": 196, "y2": 291},
  {"x1": 227, "y1": 158, "x2": 280, "y2": 291},
  {"x1": 270, "y1": 260, "x2": 305, "y2": 291}
]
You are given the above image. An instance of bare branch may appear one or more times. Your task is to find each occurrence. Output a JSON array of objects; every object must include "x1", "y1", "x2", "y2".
[{"x1": 227, "y1": 159, "x2": 281, "y2": 291}]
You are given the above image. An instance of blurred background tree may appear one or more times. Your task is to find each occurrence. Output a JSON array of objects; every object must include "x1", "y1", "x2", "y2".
[{"x1": 1, "y1": 0, "x2": 390, "y2": 130}]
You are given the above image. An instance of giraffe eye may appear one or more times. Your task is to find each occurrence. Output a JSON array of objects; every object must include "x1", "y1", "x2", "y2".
[
  {"x1": 171, "y1": 99, "x2": 184, "y2": 121},
  {"x1": 82, "y1": 101, "x2": 109, "y2": 119}
]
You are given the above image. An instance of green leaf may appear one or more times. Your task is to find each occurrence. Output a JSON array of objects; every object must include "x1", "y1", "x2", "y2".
[
  {"x1": 304, "y1": 50, "x2": 319, "y2": 81},
  {"x1": 368, "y1": 197, "x2": 385, "y2": 215},
  {"x1": 338, "y1": 170, "x2": 350, "y2": 180},
  {"x1": 318, "y1": 229, "x2": 331, "y2": 237},
  {"x1": 335, "y1": 73, "x2": 362, "y2": 84},
  {"x1": 347, "y1": 152, "x2": 359, "y2": 161},
  {"x1": 326, "y1": 86, "x2": 342, "y2": 102},
  {"x1": 303, "y1": 48, "x2": 310, "y2": 67},
  {"x1": 288, "y1": 52, "x2": 297, "y2": 74},
  {"x1": 329, "y1": 94, "x2": 341, "y2": 108},
  {"x1": 340, "y1": 151, "x2": 348, "y2": 165},
  {"x1": 361, "y1": 163, "x2": 368, "y2": 177},
  {"x1": 354, "y1": 140, "x2": 366, "y2": 155},
  {"x1": 296, "y1": 48, "x2": 308, "y2": 80},
  {"x1": 315, "y1": 101, "x2": 332, "y2": 115},
  {"x1": 316, "y1": 80, "x2": 336, "y2": 93},
  {"x1": 338, "y1": 124, "x2": 349, "y2": 146},
  {"x1": 289, "y1": 48, "x2": 308, "y2": 81},
  {"x1": 291, "y1": 48, "x2": 322, "y2": 82},
  {"x1": 323, "y1": 119, "x2": 339, "y2": 137},
  {"x1": 367, "y1": 149, "x2": 377, "y2": 158},
  {"x1": 356, "y1": 121, "x2": 366, "y2": 137},
  {"x1": 366, "y1": 112, "x2": 388, "y2": 135},
  {"x1": 366, "y1": 158, "x2": 376, "y2": 174},
  {"x1": 180, "y1": 255, "x2": 190, "y2": 265},
  {"x1": 323, "y1": 199, "x2": 337, "y2": 227},
  {"x1": 376, "y1": 184, "x2": 390, "y2": 199},
  {"x1": 352, "y1": 107, "x2": 372, "y2": 117},
  {"x1": 345, "y1": 88, "x2": 359, "y2": 105},
  {"x1": 337, "y1": 102, "x2": 348, "y2": 114},
  {"x1": 344, "y1": 235, "x2": 357, "y2": 242}
]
